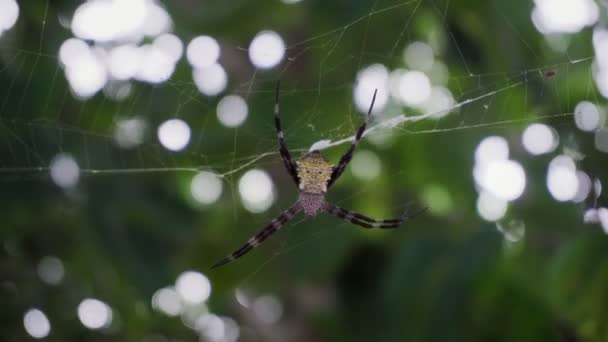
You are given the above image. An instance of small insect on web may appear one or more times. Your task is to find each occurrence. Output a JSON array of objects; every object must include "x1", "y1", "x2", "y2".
[{"x1": 211, "y1": 81, "x2": 427, "y2": 269}]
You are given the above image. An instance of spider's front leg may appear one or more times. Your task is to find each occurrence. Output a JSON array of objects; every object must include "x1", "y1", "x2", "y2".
[
  {"x1": 327, "y1": 89, "x2": 377, "y2": 188},
  {"x1": 274, "y1": 81, "x2": 300, "y2": 185}
]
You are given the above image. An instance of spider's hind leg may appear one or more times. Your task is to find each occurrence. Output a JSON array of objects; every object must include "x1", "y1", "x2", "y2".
[{"x1": 323, "y1": 202, "x2": 424, "y2": 229}]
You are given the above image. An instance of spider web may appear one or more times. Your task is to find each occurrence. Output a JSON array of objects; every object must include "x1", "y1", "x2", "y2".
[{"x1": 1, "y1": 0, "x2": 604, "y2": 305}]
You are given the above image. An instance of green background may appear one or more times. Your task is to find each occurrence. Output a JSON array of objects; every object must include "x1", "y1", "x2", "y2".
[{"x1": 1, "y1": 0, "x2": 607, "y2": 341}]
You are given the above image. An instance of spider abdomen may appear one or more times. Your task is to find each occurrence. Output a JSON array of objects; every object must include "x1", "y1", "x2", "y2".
[{"x1": 299, "y1": 192, "x2": 326, "y2": 216}]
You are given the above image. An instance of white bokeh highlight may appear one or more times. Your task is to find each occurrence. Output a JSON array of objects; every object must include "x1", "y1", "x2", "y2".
[
  {"x1": 64, "y1": 46, "x2": 108, "y2": 98},
  {"x1": 531, "y1": 0, "x2": 599, "y2": 34},
  {"x1": 0, "y1": 0, "x2": 19, "y2": 37},
  {"x1": 193, "y1": 63, "x2": 228, "y2": 96},
  {"x1": 107, "y1": 44, "x2": 140, "y2": 80},
  {"x1": 477, "y1": 191, "x2": 508, "y2": 222},
  {"x1": 217, "y1": 95, "x2": 248, "y2": 127},
  {"x1": 23, "y1": 308, "x2": 51, "y2": 339},
  {"x1": 573, "y1": 171, "x2": 592, "y2": 203},
  {"x1": 77, "y1": 298, "x2": 112, "y2": 330},
  {"x1": 253, "y1": 295, "x2": 283, "y2": 325},
  {"x1": 239, "y1": 169, "x2": 275, "y2": 213},
  {"x1": 574, "y1": 101, "x2": 603, "y2": 132},
  {"x1": 248, "y1": 31, "x2": 285, "y2": 69},
  {"x1": 351, "y1": 150, "x2": 381, "y2": 180},
  {"x1": 422, "y1": 86, "x2": 456, "y2": 119},
  {"x1": 60, "y1": 1, "x2": 180, "y2": 97},
  {"x1": 353, "y1": 64, "x2": 389, "y2": 114},
  {"x1": 191, "y1": 171, "x2": 223, "y2": 205},
  {"x1": 158, "y1": 119, "x2": 191, "y2": 152},
  {"x1": 134, "y1": 44, "x2": 176, "y2": 84},
  {"x1": 596, "y1": 128, "x2": 608, "y2": 153},
  {"x1": 404, "y1": 41, "x2": 434, "y2": 71},
  {"x1": 154, "y1": 33, "x2": 183, "y2": 62},
  {"x1": 599, "y1": 208, "x2": 608, "y2": 233},
  {"x1": 71, "y1": 0, "x2": 171, "y2": 43},
  {"x1": 521, "y1": 123, "x2": 558, "y2": 155},
  {"x1": 593, "y1": 28, "x2": 608, "y2": 98},
  {"x1": 152, "y1": 287, "x2": 183, "y2": 316},
  {"x1": 114, "y1": 117, "x2": 146, "y2": 149},
  {"x1": 50, "y1": 153, "x2": 80, "y2": 189},
  {"x1": 475, "y1": 136, "x2": 509, "y2": 165},
  {"x1": 187, "y1": 36, "x2": 220, "y2": 69},
  {"x1": 37, "y1": 256, "x2": 65, "y2": 286},
  {"x1": 474, "y1": 136, "x2": 526, "y2": 204},
  {"x1": 397, "y1": 70, "x2": 432, "y2": 106},
  {"x1": 547, "y1": 155, "x2": 579, "y2": 202},
  {"x1": 477, "y1": 159, "x2": 526, "y2": 201},
  {"x1": 175, "y1": 271, "x2": 212, "y2": 305}
]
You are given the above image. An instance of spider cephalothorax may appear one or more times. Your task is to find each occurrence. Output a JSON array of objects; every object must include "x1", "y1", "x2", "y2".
[
  {"x1": 296, "y1": 150, "x2": 333, "y2": 194},
  {"x1": 211, "y1": 82, "x2": 424, "y2": 268}
]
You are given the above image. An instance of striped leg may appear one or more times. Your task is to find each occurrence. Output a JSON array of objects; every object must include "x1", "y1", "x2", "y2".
[
  {"x1": 327, "y1": 89, "x2": 377, "y2": 188},
  {"x1": 324, "y1": 203, "x2": 423, "y2": 229},
  {"x1": 211, "y1": 204, "x2": 301, "y2": 269},
  {"x1": 274, "y1": 81, "x2": 299, "y2": 185}
]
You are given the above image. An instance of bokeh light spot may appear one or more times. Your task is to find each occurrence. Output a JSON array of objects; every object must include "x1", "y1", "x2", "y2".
[
  {"x1": 217, "y1": 95, "x2": 248, "y2": 127},
  {"x1": 574, "y1": 101, "x2": 603, "y2": 131},
  {"x1": 77, "y1": 298, "x2": 112, "y2": 330},
  {"x1": 351, "y1": 150, "x2": 381, "y2": 180},
  {"x1": 193, "y1": 63, "x2": 228, "y2": 96},
  {"x1": 253, "y1": 295, "x2": 283, "y2": 325},
  {"x1": 397, "y1": 70, "x2": 432, "y2": 106},
  {"x1": 135, "y1": 44, "x2": 176, "y2": 83},
  {"x1": 154, "y1": 33, "x2": 183, "y2": 63},
  {"x1": 108, "y1": 44, "x2": 140, "y2": 80},
  {"x1": 0, "y1": 0, "x2": 18, "y2": 33},
  {"x1": 65, "y1": 48, "x2": 108, "y2": 98},
  {"x1": 23, "y1": 308, "x2": 50, "y2": 339},
  {"x1": 404, "y1": 41, "x2": 434, "y2": 71},
  {"x1": 50, "y1": 153, "x2": 80, "y2": 189},
  {"x1": 595, "y1": 128, "x2": 608, "y2": 153},
  {"x1": 175, "y1": 271, "x2": 211, "y2": 305},
  {"x1": 152, "y1": 287, "x2": 182, "y2": 316},
  {"x1": 475, "y1": 136, "x2": 509, "y2": 165},
  {"x1": 354, "y1": 64, "x2": 389, "y2": 114},
  {"x1": 114, "y1": 117, "x2": 146, "y2": 149},
  {"x1": 239, "y1": 169, "x2": 275, "y2": 213},
  {"x1": 37, "y1": 256, "x2": 65, "y2": 286},
  {"x1": 531, "y1": 0, "x2": 598, "y2": 34},
  {"x1": 187, "y1": 35, "x2": 220, "y2": 69},
  {"x1": 158, "y1": 119, "x2": 191, "y2": 152},
  {"x1": 477, "y1": 159, "x2": 526, "y2": 201},
  {"x1": 477, "y1": 191, "x2": 508, "y2": 221},
  {"x1": 573, "y1": 171, "x2": 592, "y2": 203},
  {"x1": 422, "y1": 86, "x2": 455, "y2": 119},
  {"x1": 547, "y1": 155, "x2": 579, "y2": 201},
  {"x1": 248, "y1": 31, "x2": 285, "y2": 69},
  {"x1": 191, "y1": 172, "x2": 223, "y2": 205},
  {"x1": 521, "y1": 123, "x2": 558, "y2": 155}
]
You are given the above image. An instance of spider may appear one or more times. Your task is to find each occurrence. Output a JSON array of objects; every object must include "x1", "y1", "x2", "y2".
[{"x1": 212, "y1": 82, "x2": 424, "y2": 268}]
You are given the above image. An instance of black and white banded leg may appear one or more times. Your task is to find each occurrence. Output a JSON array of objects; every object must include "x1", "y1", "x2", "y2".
[
  {"x1": 327, "y1": 89, "x2": 377, "y2": 188},
  {"x1": 324, "y1": 203, "x2": 419, "y2": 229},
  {"x1": 274, "y1": 81, "x2": 299, "y2": 185},
  {"x1": 211, "y1": 204, "x2": 302, "y2": 269}
]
